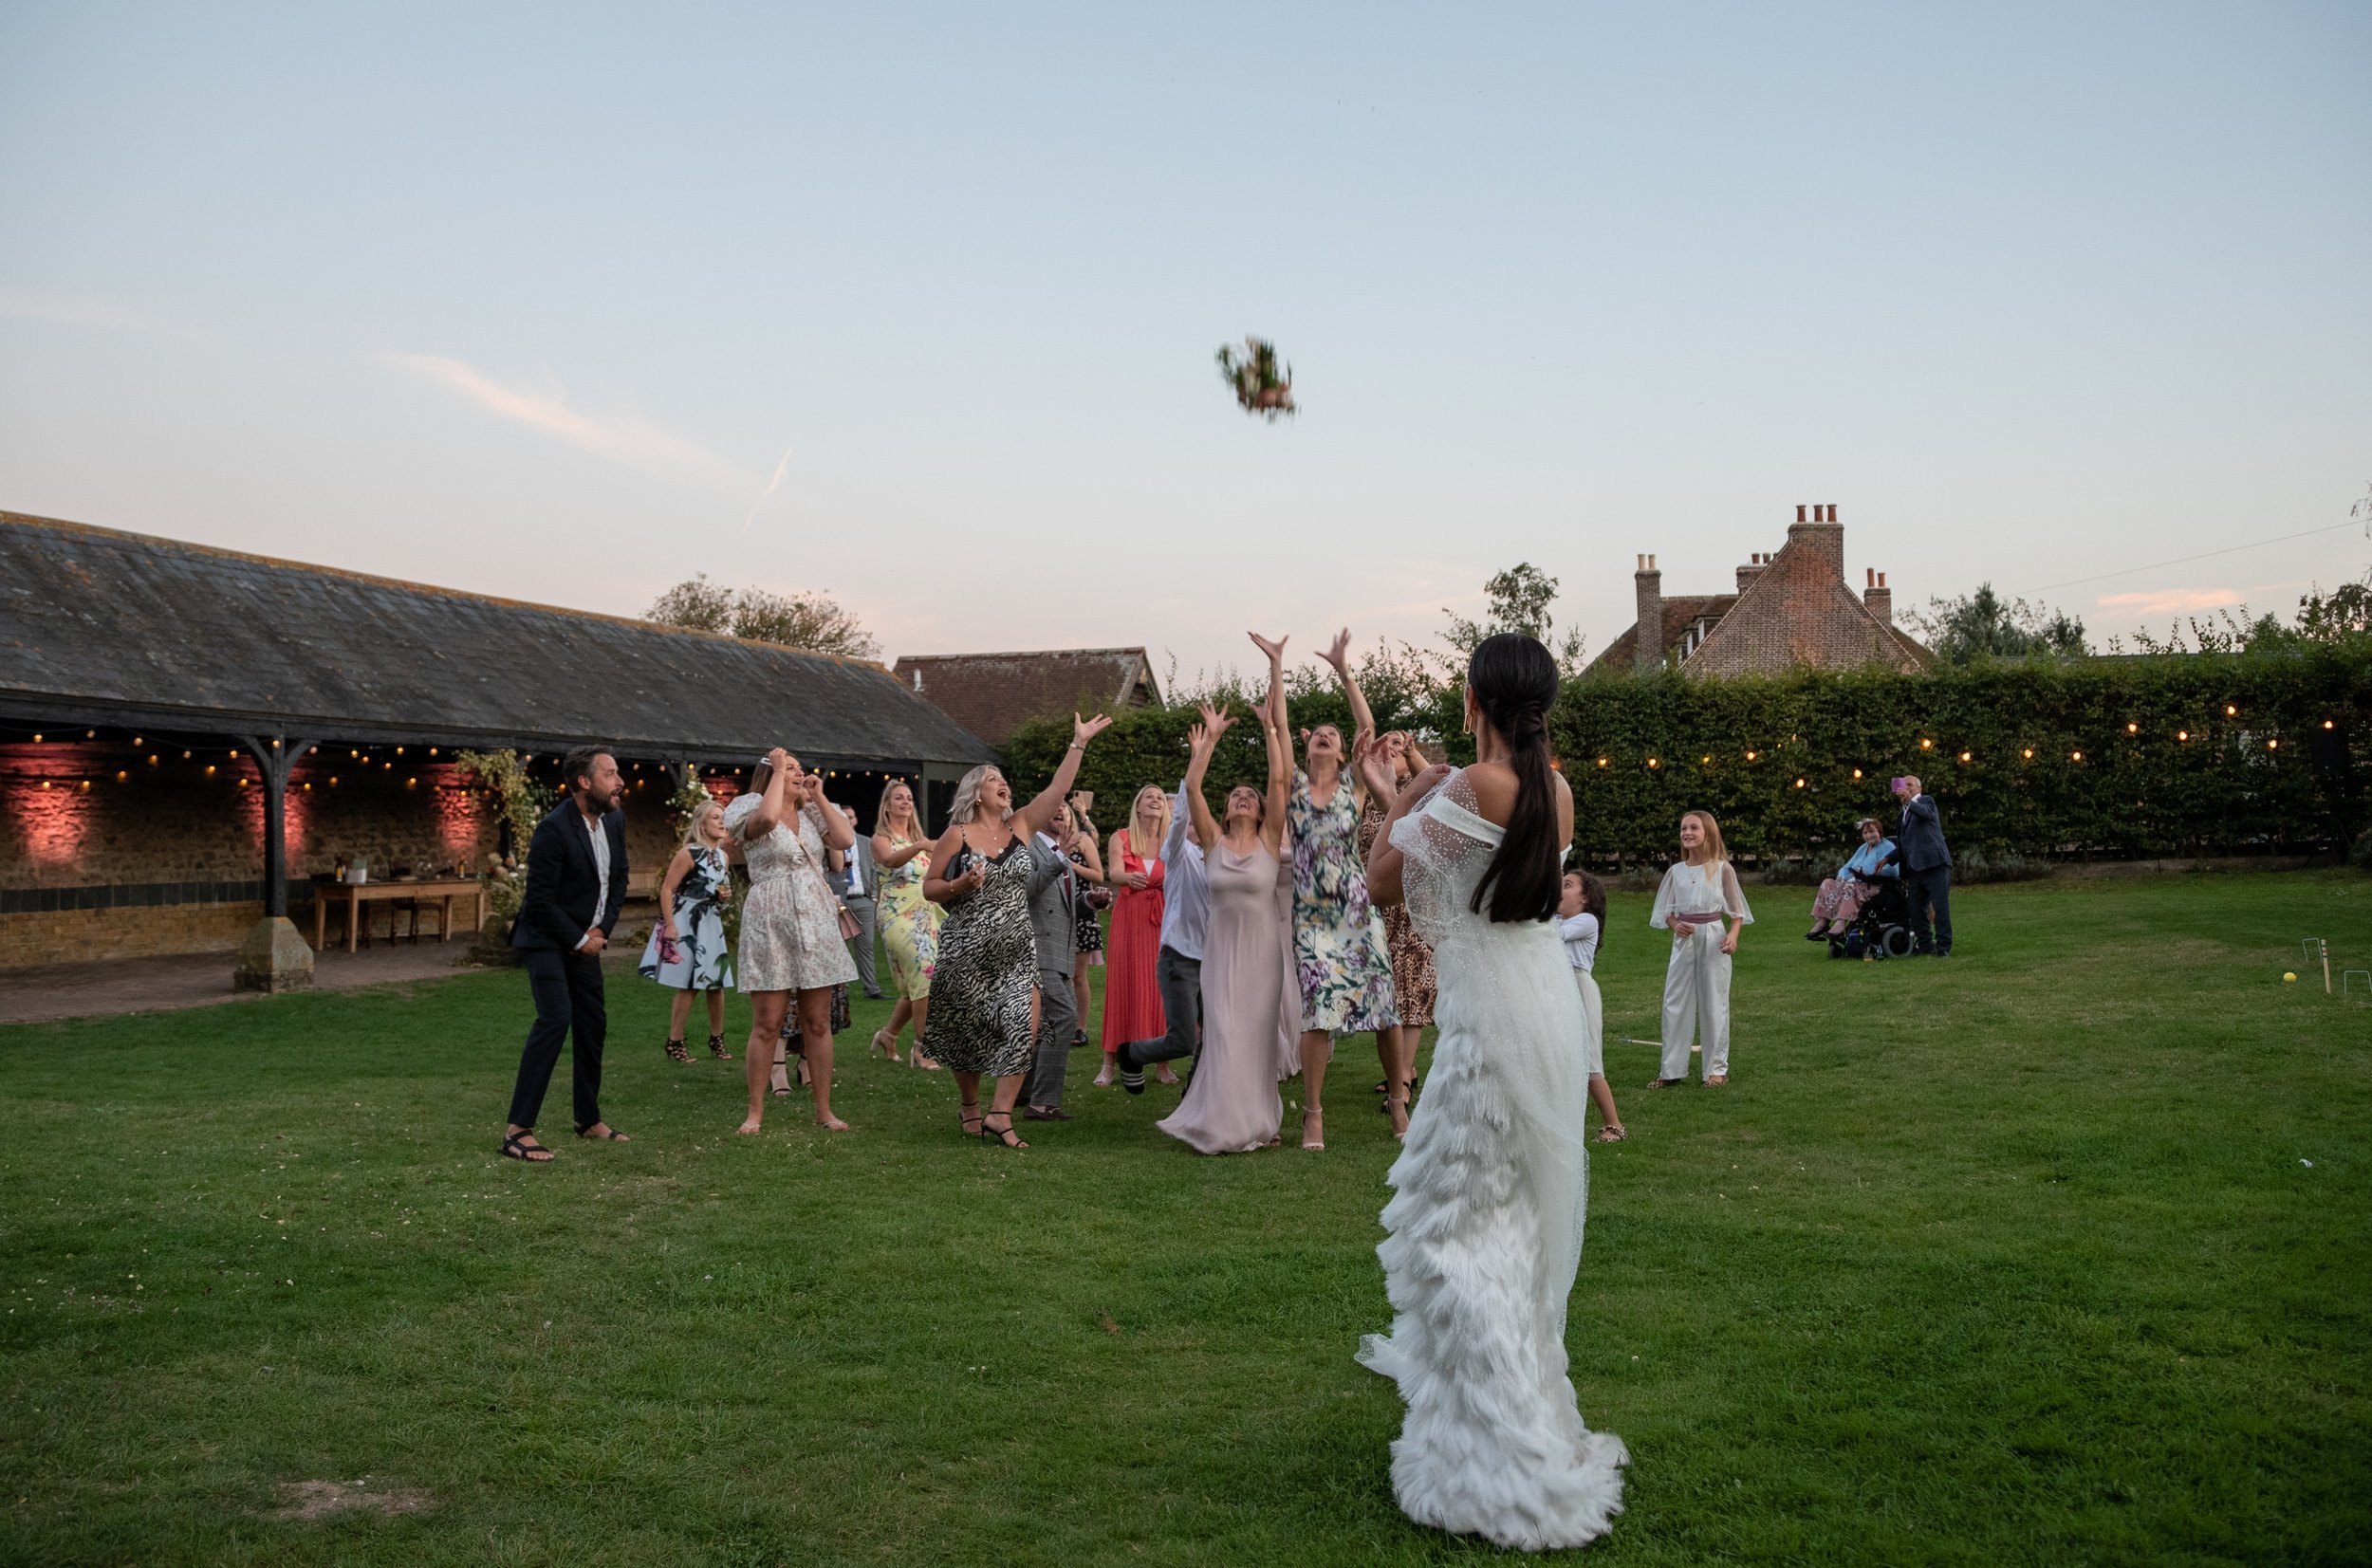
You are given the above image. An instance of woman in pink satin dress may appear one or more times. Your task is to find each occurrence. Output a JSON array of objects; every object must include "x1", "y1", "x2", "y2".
[{"x1": 1158, "y1": 635, "x2": 1299, "y2": 1155}]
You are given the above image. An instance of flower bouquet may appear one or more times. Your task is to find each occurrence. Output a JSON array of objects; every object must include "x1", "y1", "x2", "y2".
[{"x1": 1216, "y1": 337, "x2": 1295, "y2": 420}]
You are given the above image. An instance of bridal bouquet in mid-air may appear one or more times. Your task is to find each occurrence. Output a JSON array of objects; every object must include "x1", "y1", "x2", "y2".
[{"x1": 1216, "y1": 336, "x2": 1295, "y2": 420}]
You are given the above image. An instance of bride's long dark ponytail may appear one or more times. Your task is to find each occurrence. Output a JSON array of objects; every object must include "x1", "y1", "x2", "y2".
[{"x1": 1468, "y1": 633, "x2": 1563, "y2": 924}]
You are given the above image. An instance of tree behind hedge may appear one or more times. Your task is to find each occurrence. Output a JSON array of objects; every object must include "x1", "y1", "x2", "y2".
[{"x1": 1006, "y1": 646, "x2": 2370, "y2": 864}]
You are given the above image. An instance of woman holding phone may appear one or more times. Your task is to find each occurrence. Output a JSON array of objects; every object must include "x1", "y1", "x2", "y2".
[{"x1": 725, "y1": 747, "x2": 859, "y2": 1133}]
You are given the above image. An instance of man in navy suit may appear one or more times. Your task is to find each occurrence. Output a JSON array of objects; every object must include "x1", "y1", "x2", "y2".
[
  {"x1": 502, "y1": 747, "x2": 631, "y2": 1160},
  {"x1": 1893, "y1": 773, "x2": 1954, "y2": 957}
]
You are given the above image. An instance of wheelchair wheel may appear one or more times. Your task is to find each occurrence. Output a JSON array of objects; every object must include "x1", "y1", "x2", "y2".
[{"x1": 1880, "y1": 924, "x2": 1914, "y2": 959}]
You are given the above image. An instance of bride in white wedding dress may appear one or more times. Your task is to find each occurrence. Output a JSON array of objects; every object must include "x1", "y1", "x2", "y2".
[{"x1": 1354, "y1": 632, "x2": 1627, "y2": 1551}]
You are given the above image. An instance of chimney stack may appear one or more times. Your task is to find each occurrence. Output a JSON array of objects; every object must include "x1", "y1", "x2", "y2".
[
  {"x1": 1788, "y1": 501, "x2": 1845, "y2": 580},
  {"x1": 1737, "y1": 550, "x2": 1770, "y2": 595},
  {"x1": 1634, "y1": 553, "x2": 1663, "y2": 673},
  {"x1": 1864, "y1": 568, "x2": 1892, "y2": 625}
]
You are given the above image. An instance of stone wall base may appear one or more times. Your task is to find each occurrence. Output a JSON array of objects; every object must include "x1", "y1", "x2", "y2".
[{"x1": 0, "y1": 901, "x2": 267, "y2": 968}]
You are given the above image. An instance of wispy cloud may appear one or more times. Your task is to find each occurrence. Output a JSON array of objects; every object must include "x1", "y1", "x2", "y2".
[
  {"x1": 742, "y1": 443, "x2": 795, "y2": 533},
  {"x1": 2096, "y1": 586, "x2": 2243, "y2": 618},
  {"x1": 0, "y1": 287, "x2": 206, "y2": 340},
  {"x1": 380, "y1": 351, "x2": 740, "y2": 489}
]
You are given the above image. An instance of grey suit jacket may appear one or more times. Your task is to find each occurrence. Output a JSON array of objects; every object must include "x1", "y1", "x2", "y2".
[
  {"x1": 842, "y1": 832, "x2": 878, "y2": 904},
  {"x1": 1025, "y1": 833, "x2": 1076, "y2": 976},
  {"x1": 1898, "y1": 794, "x2": 1951, "y2": 873}
]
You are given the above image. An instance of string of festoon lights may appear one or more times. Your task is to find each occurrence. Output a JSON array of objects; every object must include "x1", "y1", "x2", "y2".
[
  {"x1": 4, "y1": 729, "x2": 923, "y2": 809},
  {"x1": 1563, "y1": 706, "x2": 2344, "y2": 783}
]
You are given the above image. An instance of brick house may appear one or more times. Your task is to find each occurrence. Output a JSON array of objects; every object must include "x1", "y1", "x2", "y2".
[
  {"x1": 0, "y1": 511, "x2": 993, "y2": 973},
  {"x1": 1588, "y1": 505, "x2": 1929, "y2": 675},
  {"x1": 889, "y1": 648, "x2": 1162, "y2": 747}
]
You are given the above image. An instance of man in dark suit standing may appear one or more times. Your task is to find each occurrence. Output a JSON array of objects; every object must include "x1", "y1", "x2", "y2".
[
  {"x1": 1893, "y1": 773, "x2": 1954, "y2": 957},
  {"x1": 501, "y1": 747, "x2": 631, "y2": 1160}
]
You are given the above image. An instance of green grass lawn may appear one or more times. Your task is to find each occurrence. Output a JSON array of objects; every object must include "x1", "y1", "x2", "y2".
[{"x1": 3, "y1": 870, "x2": 2368, "y2": 1566}]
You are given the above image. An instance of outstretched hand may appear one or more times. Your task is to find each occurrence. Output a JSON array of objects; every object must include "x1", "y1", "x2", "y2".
[
  {"x1": 1351, "y1": 730, "x2": 1397, "y2": 802},
  {"x1": 1322, "y1": 628, "x2": 1352, "y2": 671},
  {"x1": 1196, "y1": 701, "x2": 1237, "y2": 743},
  {"x1": 1072, "y1": 712, "x2": 1114, "y2": 747},
  {"x1": 1248, "y1": 631, "x2": 1288, "y2": 663}
]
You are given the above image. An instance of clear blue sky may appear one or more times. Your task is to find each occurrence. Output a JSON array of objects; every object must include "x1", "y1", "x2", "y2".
[{"x1": 3, "y1": 2, "x2": 2366, "y2": 683}]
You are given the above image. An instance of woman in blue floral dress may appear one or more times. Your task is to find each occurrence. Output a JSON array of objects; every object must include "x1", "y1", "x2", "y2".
[
  {"x1": 640, "y1": 799, "x2": 737, "y2": 1063},
  {"x1": 1279, "y1": 629, "x2": 1398, "y2": 1152}
]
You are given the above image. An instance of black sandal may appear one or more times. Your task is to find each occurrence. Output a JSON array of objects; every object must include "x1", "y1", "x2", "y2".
[
  {"x1": 500, "y1": 1132, "x2": 553, "y2": 1163},
  {"x1": 575, "y1": 1124, "x2": 629, "y2": 1141},
  {"x1": 707, "y1": 1033, "x2": 733, "y2": 1061},
  {"x1": 958, "y1": 1102, "x2": 984, "y2": 1138},
  {"x1": 664, "y1": 1037, "x2": 692, "y2": 1064},
  {"x1": 980, "y1": 1112, "x2": 1028, "y2": 1151}
]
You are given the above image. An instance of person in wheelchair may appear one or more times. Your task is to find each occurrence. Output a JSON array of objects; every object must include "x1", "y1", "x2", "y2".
[{"x1": 1807, "y1": 819, "x2": 1899, "y2": 942}]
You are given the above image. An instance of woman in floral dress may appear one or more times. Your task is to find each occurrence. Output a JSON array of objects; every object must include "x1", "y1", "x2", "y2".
[
  {"x1": 639, "y1": 798, "x2": 737, "y2": 1063},
  {"x1": 1282, "y1": 629, "x2": 1398, "y2": 1151},
  {"x1": 724, "y1": 747, "x2": 857, "y2": 1134},
  {"x1": 923, "y1": 713, "x2": 1112, "y2": 1150},
  {"x1": 870, "y1": 780, "x2": 942, "y2": 1068}
]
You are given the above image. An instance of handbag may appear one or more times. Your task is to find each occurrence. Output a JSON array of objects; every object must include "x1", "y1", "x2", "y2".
[{"x1": 837, "y1": 906, "x2": 862, "y2": 942}]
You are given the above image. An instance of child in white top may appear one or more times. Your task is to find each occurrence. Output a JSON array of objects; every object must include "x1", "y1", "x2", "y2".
[
  {"x1": 1558, "y1": 870, "x2": 1624, "y2": 1142},
  {"x1": 1646, "y1": 810, "x2": 1752, "y2": 1087}
]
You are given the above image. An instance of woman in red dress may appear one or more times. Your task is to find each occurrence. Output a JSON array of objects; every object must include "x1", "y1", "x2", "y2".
[{"x1": 1096, "y1": 784, "x2": 1173, "y2": 1087}]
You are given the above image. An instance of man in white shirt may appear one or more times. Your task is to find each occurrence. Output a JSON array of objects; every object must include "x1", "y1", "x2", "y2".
[
  {"x1": 1117, "y1": 778, "x2": 1210, "y2": 1093},
  {"x1": 837, "y1": 810, "x2": 883, "y2": 998}
]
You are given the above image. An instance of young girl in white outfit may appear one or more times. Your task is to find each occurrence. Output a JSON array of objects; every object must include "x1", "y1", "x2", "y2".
[
  {"x1": 1558, "y1": 869, "x2": 1624, "y2": 1141},
  {"x1": 1647, "y1": 811, "x2": 1752, "y2": 1087}
]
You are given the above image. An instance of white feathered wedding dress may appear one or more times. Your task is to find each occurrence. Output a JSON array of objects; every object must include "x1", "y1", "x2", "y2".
[{"x1": 1357, "y1": 771, "x2": 1626, "y2": 1550}]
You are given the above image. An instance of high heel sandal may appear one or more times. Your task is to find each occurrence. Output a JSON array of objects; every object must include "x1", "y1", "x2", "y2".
[
  {"x1": 958, "y1": 1101, "x2": 984, "y2": 1138},
  {"x1": 1301, "y1": 1108, "x2": 1325, "y2": 1151},
  {"x1": 664, "y1": 1037, "x2": 692, "y2": 1064},
  {"x1": 872, "y1": 1028, "x2": 901, "y2": 1062},
  {"x1": 980, "y1": 1111, "x2": 1028, "y2": 1150},
  {"x1": 707, "y1": 1034, "x2": 733, "y2": 1061}
]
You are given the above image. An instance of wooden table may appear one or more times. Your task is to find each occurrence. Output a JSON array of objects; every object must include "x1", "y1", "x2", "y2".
[{"x1": 311, "y1": 878, "x2": 487, "y2": 953}]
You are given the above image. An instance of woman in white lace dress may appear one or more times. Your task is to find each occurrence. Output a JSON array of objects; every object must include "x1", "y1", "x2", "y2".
[
  {"x1": 1356, "y1": 633, "x2": 1626, "y2": 1552},
  {"x1": 724, "y1": 747, "x2": 858, "y2": 1134}
]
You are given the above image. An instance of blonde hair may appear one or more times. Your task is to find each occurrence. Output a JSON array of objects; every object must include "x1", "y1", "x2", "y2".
[
  {"x1": 879, "y1": 779, "x2": 923, "y2": 839},
  {"x1": 680, "y1": 798, "x2": 725, "y2": 851},
  {"x1": 1127, "y1": 784, "x2": 1171, "y2": 858},
  {"x1": 949, "y1": 765, "x2": 1003, "y2": 826},
  {"x1": 1681, "y1": 809, "x2": 1728, "y2": 865}
]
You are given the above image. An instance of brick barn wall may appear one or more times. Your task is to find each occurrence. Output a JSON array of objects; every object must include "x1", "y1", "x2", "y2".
[{"x1": 0, "y1": 739, "x2": 686, "y2": 968}]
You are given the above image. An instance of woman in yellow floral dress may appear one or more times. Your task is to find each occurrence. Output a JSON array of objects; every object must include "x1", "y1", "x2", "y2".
[{"x1": 870, "y1": 780, "x2": 942, "y2": 1069}]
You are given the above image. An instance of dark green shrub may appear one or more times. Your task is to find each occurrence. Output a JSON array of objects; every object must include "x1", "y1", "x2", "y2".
[{"x1": 1006, "y1": 645, "x2": 2370, "y2": 864}]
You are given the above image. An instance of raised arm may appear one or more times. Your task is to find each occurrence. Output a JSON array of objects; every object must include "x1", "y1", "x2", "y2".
[
  {"x1": 810, "y1": 783, "x2": 855, "y2": 852},
  {"x1": 1251, "y1": 629, "x2": 1293, "y2": 851},
  {"x1": 740, "y1": 747, "x2": 793, "y2": 839},
  {"x1": 1362, "y1": 748, "x2": 1453, "y2": 909},
  {"x1": 1181, "y1": 706, "x2": 1231, "y2": 852},
  {"x1": 1068, "y1": 823, "x2": 1105, "y2": 882},
  {"x1": 1321, "y1": 627, "x2": 1377, "y2": 746},
  {"x1": 1010, "y1": 712, "x2": 1112, "y2": 839}
]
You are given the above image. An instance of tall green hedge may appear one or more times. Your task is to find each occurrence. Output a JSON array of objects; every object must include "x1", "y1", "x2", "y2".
[{"x1": 1006, "y1": 647, "x2": 2372, "y2": 864}]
